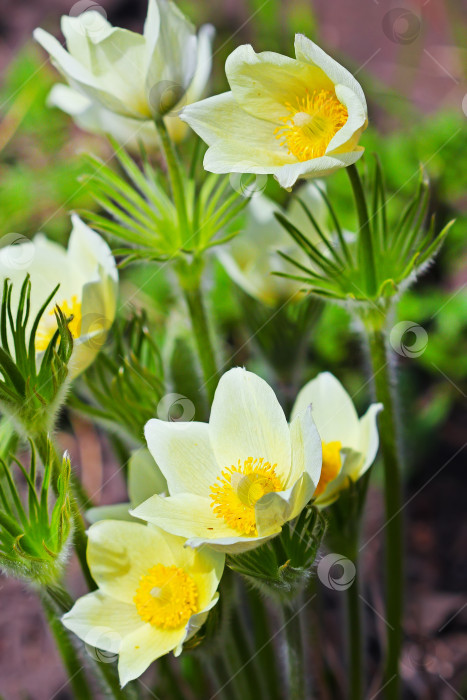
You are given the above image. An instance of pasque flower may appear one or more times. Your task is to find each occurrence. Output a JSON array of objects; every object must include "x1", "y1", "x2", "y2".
[
  {"x1": 132, "y1": 368, "x2": 322, "y2": 553},
  {"x1": 46, "y1": 22, "x2": 214, "y2": 150},
  {"x1": 291, "y1": 372, "x2": 382, "y2": 506},
  {"x1": 181, "y1": 34, "x2": 367, "y2": 188},
  {"x1": 0, "y1": 215, "x2": 118, "y2": 378},
  {"x1": 62, "y1": 520, "x2": 224, "y2": 686},
  {"x1": 218, "y1": 182, "x2": 328, "y2": 305},
  {"x1": 34, "y1": 0, "x2": 212, "y2": 121}
]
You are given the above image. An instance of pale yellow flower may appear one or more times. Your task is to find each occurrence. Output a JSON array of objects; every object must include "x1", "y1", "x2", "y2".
[
  {"x1": 62, "y1": 520, "x2": 224, "y2": 686},
  {"x1": 181, "y1": 35, "x2": 367, "y2": 188},
  {"x1": 291, "y1": 372, "x2": 382, "y2": 506},
  {"x1": 34, "y1": 0, "x2": 212, "y2": 121},
  {"x1": 131, "y1": 368, "x2": 322, "y2": 553},
  {"x1": 0, "y1": 215, "x2": 118, "y2": 378}
]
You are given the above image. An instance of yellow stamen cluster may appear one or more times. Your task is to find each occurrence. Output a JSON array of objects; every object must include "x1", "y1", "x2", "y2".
[
  {"x1": 210, "y1": 457, "x2": 283, "y2": 536},
  {"x1": 134, "y1": 564, "x2": 198, "y2": 629},
  {"x1": 315, "y1": 441, "x2": 342, "y2": 497},
  {"x1": 35, "y1": 295, "x2": 82, "y2": 352},
  {"x1": 275, "y1": 89, "x2": 348, "y2": 161}
]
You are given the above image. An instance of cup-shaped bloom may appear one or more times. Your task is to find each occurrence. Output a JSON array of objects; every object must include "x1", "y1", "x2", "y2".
[
  {"x1": 291, "y1": 372, "x2": 382, "y2": 506},
  {"x1": 62, "y1": 520, "x2": 224, "y2": 686},
  {"x1": 131, "y1": 368, "x2": 322, "y2": 553},
  {"x1": 46, "y1": 22, "x2": 214, "y2": 150},
  {"x1": 0, "y1": 215, "x2": 118, "y2": 378},
  {"x1": 34, "y1": 0, "x2": 212, "y2": 121},
  {"x1": 181, "y1": 35, "x2": 367, "y2": 189},
  {"x1": 218, "y1": 182, "x2": 327, "y2": 305}
]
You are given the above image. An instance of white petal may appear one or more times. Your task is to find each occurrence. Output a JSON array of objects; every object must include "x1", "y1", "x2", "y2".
[
  {"x1": 144, "y1": 419, "x2": 219, "y2": 496},
  {"x1": 288, "y1": 405, "x2": 322, "y2": 490},
  {"x1": 209, "y1": 368, "x2": 291, "y2": 483},
  {"x1": 294, "y1": 34, "x2": 367, "y2": 110},
  {"x1": 326, "y1": 84, "x2": 367, "y2": 154},
  {"x1": 62, "y1": 591, "x2": 143, "y2": 651},
  {"x1": 175, "y1": 594, "x2": 219, "y2": 655},
  {"x1": 255, "y1": 473, "x2": 312, "y2": 535},
  {"x1": 273, "y1": 149, "x2": 364, "y2": 189},
  {"x1": 291, "y1": 372, "x2": 361, "y2": 450},
  {"x1": 226, "y1": 44, "x2": 333, "y2": 123},
  {"x1": 355, "y1": 403, "x2": 383, "y2": 478},
  {"x1": 118, "y1": 624, "x2": 184, "y2": 686},
  {"x1": 86, "y1": 520, "x2": 176, "y2": 603}
]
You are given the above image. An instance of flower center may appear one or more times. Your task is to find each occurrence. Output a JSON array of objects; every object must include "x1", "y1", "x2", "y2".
[
  {"x1": 133, "y1": 564, "x2": 198, "y2": 629},
  {"x1": 210, "y1": 457, "x2": 283, "y2": 536},
  {"x1": 275, "y1": 89, "x2": 348, "y2": 161},
  {"x1": 35, "y1": 295, "x2": 82, "y2": 352},
  {"x1": 315, "y1": 441, "x2": 342, "y2": 497}
]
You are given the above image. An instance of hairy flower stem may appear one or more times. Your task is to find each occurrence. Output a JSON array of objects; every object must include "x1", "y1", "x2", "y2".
[
  {"x1": 366, "y1": 327, "x2": 403, "y2": 699},
  {"x1": 154, "y1": 114, "x2": 189, "y2": 236},
  {"x1": 347, "y1": 566, "x2": 363, "y2": 700},
  {"x1": 283, "y1": 600, "x2": 305, "y2": 700},
  {"x1": 181, "y1": 280, "x2": 219, "y2": 405},
  {"x1": 33, "y1": 432, "x2": 95, "y2": 591},
  {"x1": 42, "y1": 594, "x2": 94, "y2": 700},
  {"x1": 347, "y1": 164, "x2": 377, "y2": 296}
]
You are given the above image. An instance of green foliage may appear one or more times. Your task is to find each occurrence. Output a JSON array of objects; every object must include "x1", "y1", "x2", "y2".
[
  {"x1": 228, "y1": 506, "x2": 326, "y2": 600},
  {"x1": 69, "y1": 312, "x2": 165, "y2": 444},
  {"x1": 0, "y1": 441, "x2": 72, "y2": 584},
  {"x1": 82, "y1": 138, "x2": 248, "y2": 262},
  {"x1": 0, "y1": 278, "x2": 73, "y2": 436}
]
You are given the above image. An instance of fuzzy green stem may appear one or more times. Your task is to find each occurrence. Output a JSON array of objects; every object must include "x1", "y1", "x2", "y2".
[
  {"x1": 154, "y1": 115, "x2": 189, "y2": 236},
  {"x1": 283, "y1": 602, "x2": 305, "y2": 700},
  {"x1": 347, "y1": 570, "x2": 363, "y2": 700},
  {"x1": 180, "y1": 278, "x2": 219, "y2": 404},
  {"x1": 347, "y1": 164, "x2": 377, "y2": 295},
  {"x1": 42, "y1": 595, "x2": 94, "y2": 700},
  {"x1": 366, "y1": 328, "x2": 403, "y2": 699}
]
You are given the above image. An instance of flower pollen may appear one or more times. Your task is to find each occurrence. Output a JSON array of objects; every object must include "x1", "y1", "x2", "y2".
[
  {"x1": 35, "y1": 295, "x2": 82, "y2": 352},
  {"x1": 134, "y1": 564, "x2": 198, "y2": 629},
  {"x1": 210, "y1": 457, "x2": 283, "y2": 536},
  {"x1": 275, "y1": 89, "x2": 348, "y2": 161},
  {"x1": 315, "y1": 441, "x2": 342, "y2": 497}
]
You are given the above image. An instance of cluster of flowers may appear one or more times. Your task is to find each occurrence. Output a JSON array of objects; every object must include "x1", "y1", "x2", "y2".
[{"x1": 0, "y1": 0, "x2": 382, "y2": 687}]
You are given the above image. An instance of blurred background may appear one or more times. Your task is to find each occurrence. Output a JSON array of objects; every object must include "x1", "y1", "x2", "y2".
[{"x1": 0, "y1": 0, "x2": 466, "y2": 698}]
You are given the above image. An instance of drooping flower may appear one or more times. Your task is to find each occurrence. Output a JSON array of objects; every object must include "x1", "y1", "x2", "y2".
[
  {"x1": 0, "y1": 215, "x2": 118, "y2": 378},
  {"x1": 34, "y1": 0, "x2": 213, "y2": 121},
  {"x1": 291, "y1": 372, "x2": 382, "y2": 506},
  {"x1": 62, "y1": 520, "x2": 224, "y2": 686},
  {"x1": 131, "y1": 368, "x2": 322, "y2": 553},
  {"x1": 46, "y1": 23, "x2": 214, "y2": 150},
  {"x1": 218, "y1": 182, "x2": 328, "y2": 305},
  {"x1": 181, "y1": 35, "x2": 367, "y2": 188}
]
